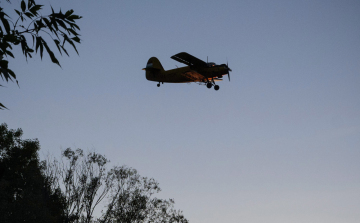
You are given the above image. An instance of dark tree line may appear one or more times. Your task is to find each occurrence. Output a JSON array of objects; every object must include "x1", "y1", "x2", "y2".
[
  {"x1": 0, "y1": 123, "x2": 188, "y2": 223},
  {"x1": 0, "y1": 123, "x2": 66, "y2": 222}
]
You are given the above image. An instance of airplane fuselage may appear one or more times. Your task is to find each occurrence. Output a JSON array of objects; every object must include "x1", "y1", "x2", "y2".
[{"x1": 146, "y1": 65, "x2": 228, "y2": 83}]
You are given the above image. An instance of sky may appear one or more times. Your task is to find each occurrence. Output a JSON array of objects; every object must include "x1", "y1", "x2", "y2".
[{"x1": 2, "y1": 0, "x2": 360, "y2": 222}]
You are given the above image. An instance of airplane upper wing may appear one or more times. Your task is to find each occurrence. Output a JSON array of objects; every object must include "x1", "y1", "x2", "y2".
[{"x1": 171, "y1": 52, "x2": 207, "y2": 68}]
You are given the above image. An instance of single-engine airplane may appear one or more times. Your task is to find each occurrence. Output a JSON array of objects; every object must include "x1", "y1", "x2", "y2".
[{"x1": 143, "y1": 52, "x2": 232, "y2": 91}]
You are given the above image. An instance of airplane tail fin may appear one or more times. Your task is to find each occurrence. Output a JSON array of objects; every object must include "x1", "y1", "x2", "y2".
[{"x1": 143, "y1": 57, "x2": 164, "y2": 81}]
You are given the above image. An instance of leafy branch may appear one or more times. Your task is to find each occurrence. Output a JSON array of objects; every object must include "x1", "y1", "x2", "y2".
[{"x1": 0, "y1": 0, "x2": 82, "y2": 109}]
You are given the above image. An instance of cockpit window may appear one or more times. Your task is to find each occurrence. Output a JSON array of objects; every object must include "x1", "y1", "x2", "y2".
[{"x1": 207, "y1": 62, "x2": 216, "y2": 67}]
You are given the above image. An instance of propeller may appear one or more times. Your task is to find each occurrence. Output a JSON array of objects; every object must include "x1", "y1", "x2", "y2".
[{"x1": 226, "y1": 61, "x2": 232, "y2": 81}]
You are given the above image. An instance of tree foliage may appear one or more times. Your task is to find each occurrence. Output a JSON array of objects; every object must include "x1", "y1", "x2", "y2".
[
  {"x1": 0, "y1": 0, "x2": 82, "y2": 109},
  {"x1": 1, "y1": 123, "x2": 188, "y2": 222},
  {"x1": 44, "y1": 148, "x2": 111, "y2": 222},
  {"x1": 44, "y1": 148, "x2": 188, "y2": 223},
  {"x1": 0, "y1": 123, "x2": 66, "y2": 222}
]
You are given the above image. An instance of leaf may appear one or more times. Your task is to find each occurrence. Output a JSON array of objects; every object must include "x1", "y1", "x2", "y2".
[
  {"x1": 5, "y1": 50, "x2": 14, "y2": 58},
  {"x1": 14, "y1": 9, "x2": 21, "y2": 16},
  {"x1": 72, "y1": 23, "x2": 80, "y2": 30},
  {"x1": 24, "y1": 12, "x2": 33, "y2": 19},
  {"x1": 61, "y1": 45, "x2": 69, "y2": 56},
  {"x1": 0, "y1": 10, "x2": 10, "y2": 19},
  {"x1": 1, "y1": 69, "x2": 10, "y2": 82},
  {"x1": 56, "y1": 19, "x2": 67, "y2": 30},
  {"x1": 43, "y1": 18, "x2": 52, "y2": 32},
  {"x1": 67, "y1": 15, "x2": 81, "y2": 21},
  {"x1": 52, "y1": 18, "x2": 59, "y2": 30},
  {"x1": 0, "y1": 60, "x2": 9, "y2": 68},
  {"x1": 20, "y1": 35, "x2": 28, "y2": 56},
  {"x1": 0, "y1": 63, "x2": 16, "y2": 83},
  {"x1": 35, "y1": 36, "x2": 41, "y2": 53},
  {"x1": 68, "y1": 28, "x2": 78, "y2": 36},
  {"x1": 0, "y1": 102, "x2": 8, "y2": 110},
  {"x1": 42, "y1": 41, "x2": 61, "y2": 67},
  {"x1": 29, "y1": 5, "x2": 43, "y2": 16},
  {"x1": 21, "y1": 0, "x2": 26, "y2": 12},
  {"x1": 0, "y1": 17, "x2": 11, "y2": 34},
  {"x1": 33, "y1": 22, "x2": 38, "y2": 31},
  {"x1": 54, "y1": 39, "x2": 62, "y2": 55},
  {"x1": 71, "y1": 36, "x2": 81, "y2": 43},
  {"x1": 65, "y1": 9, "x2": 74, "y2": 18},
  {"x1": 64, "y1": 35, "x2": 79, "y2": 55},
  {"x1": 28, "y1": 0, "x2": 35, "y2": 8},
  {"x1": 7, "y1": 68, "x2": 16, "y2": 79},
  {"x1": 40, "y1": 40, "x2": 44, "y2": 59},
  {"x1": 36, "y1": 19, "x2": 45, "y2": 29}
]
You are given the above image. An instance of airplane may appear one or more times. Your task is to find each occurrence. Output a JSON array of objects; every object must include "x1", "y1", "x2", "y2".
[{"x1": 143, "y1": 52, "x2": 232, "y2": 91}]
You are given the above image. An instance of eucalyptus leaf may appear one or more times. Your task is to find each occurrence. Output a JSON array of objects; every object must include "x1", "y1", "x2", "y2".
[{"x1": 21, "y1": 0, "x2": 26, "y2": 12}]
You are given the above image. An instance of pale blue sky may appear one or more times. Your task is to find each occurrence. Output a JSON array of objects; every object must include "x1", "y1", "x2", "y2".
[{"x1": 2, "y1": 0, "x2": 360, "y2": 222}]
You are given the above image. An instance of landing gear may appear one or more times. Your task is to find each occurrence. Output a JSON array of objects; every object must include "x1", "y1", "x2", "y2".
[
  {"x1": 205, "y1": 79, "x2": 220, "y2": 91},
  {"x1": 157, "y1": 82, "x2": 163, "y2": 87}
]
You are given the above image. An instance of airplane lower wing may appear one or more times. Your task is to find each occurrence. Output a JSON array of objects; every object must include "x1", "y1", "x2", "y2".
[
  {"x1": 181, "y1": 71, "x2": 204, "y2": 82},
  {"x1": 181, "y1": 71, "x2": 223, "y2": 83}
]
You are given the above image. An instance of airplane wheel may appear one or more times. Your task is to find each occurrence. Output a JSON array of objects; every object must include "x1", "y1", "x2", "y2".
[
  {"x1": 157, "y1": 83, "x2": 160, "y2": 87},
  {"x1": 214, "y1": 85, "x2": 220, "y2": 91},
  {"x1": 206, "y1": 82, "x2": 212, "y2": 88}
]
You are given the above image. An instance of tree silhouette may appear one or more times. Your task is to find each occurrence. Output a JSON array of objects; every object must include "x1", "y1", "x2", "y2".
[
  {"x1": 44, "y1": 148, "x2": 188, "y2": 223},
  {"x1": 0, "y1": 0, "x2": 82, "y2": 109},
  {"x1": 0, "y1": 123, "x2": 66, "y2": 223},
  {"x1": 1, "y1": 123, "x2": 188, "y2": 222}
]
